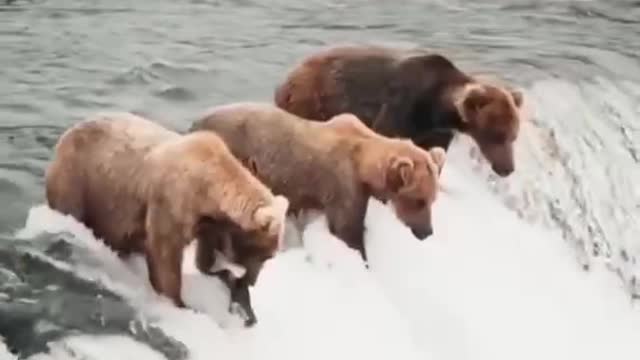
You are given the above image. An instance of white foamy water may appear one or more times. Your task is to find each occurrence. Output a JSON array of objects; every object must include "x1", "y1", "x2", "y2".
[
  {"x1": 0, "y1": 339, "x2": 17, "y2": 360},
  {"x1": 447, "y1": 78, "x2": 640, "y2": 298},
  {"x1": 25, "y1": 336, "x2": 168, "y2": 360},
  {"x1": 7, "y1": 149, "x2": 640, "y2": 360}
]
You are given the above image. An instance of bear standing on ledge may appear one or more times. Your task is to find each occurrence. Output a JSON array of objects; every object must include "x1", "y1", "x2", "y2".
[
  {"x1": 45, "y1": 113, "x2": 289, "y2": 326},
  {"x1": 274, "y1": 44, "x2": 524, "y2": 177},
  {"x1": 190, "y1": 102, "x2": 446, "y2": 265}
]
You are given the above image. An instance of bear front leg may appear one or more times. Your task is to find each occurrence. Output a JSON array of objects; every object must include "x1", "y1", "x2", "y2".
[
  {"x1": 145, "y1": 241, "x2": 185, "y2": 308},
  {"x1": 230, "y1": 277, "x2": 257, "y2": 327},
  {"x1": 217, "y1": 270, "x2": 257, "y2": 327},
  {"x1": 326, "y1": 191, "x2": 369, "y2": 265},
  {"x1": 195, "y1": 236, "x2": 216, "y2": 275},
  {"x1": 145, "y1": 205, "x2": 186, "y2": 308}
]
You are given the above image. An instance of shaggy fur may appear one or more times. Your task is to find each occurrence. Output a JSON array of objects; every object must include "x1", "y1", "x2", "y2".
[
  {"x1": 189, "y1": 102, "x2": 446, "y2": 264},
  {"x1": 45, "y1": 112, "x2": 289, "y2": 326},
  {"x1": 274, "y1": 44, "x2": 524, "y2": 177}
]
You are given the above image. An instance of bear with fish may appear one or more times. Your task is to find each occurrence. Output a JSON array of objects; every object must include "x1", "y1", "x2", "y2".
[{"x1": 44, "y1": 43, "x2": 525, "y2": 326}]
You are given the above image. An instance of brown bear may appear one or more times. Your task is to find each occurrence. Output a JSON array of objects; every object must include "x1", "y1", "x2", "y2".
[
  {"x1": 274, "y1": 44, "x2": 524, "y2": 177},
  {"x1": 45, "y1": 112, "x2": 289, "y2": 326},
  {"x1": 189, "y1": 102, "x2": 446, "y2": 265}
]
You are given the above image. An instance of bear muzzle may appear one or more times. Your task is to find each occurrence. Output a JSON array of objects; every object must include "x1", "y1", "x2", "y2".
[
  {"x1": 491, "y1": 163, "x2": 514, "y2": 177},
  {"x1": 411, "y1": 225, "x2": 433, "y2": 240}
]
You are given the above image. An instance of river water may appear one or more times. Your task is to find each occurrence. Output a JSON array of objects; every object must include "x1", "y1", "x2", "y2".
[{"x1": 1, "y1": 0, "x2": 639, "y2": 358}]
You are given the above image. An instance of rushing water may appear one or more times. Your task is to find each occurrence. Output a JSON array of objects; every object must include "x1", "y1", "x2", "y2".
[{"x1": 1, "y1": 0, "x2": 639, "y2": 358}]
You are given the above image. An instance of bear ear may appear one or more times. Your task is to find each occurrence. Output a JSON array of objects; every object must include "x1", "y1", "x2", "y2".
[
  {"x1": 253, "y1": 206, "x2": 274, "y2": 232},
  {"x1": 459, "y1": 84, "x2": 491, "y2": 122},
  {"x1": 254, "y1": 196, "x2": 289, "y2": 233},
  {"x1": 510, "y1": 89, "x2": 524, "y2": 108},
  {"x1": 429, "y1": 147, "x2": 447, "y2": 175},
  {"x1": 387, "y1": 156, "x2": 414, "y2": 193},
  {"x1": 272, "y1": 195, "x2": 290, "y2": 220}
]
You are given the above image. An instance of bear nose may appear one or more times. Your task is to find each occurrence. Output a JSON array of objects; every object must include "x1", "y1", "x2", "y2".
[
  {"x1": 412, "y1": 226, "x2": 433, "y2": 240},
  {"x1": 492, "y1": 164, "x2": 514, "y2": 177}
]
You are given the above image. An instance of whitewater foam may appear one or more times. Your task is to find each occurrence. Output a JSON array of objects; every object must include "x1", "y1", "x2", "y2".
[
  {"x1": 1, "y1": 338, "x2": 17, "y2": 360},
  {"x1": 8, "y1": 156, "x2": 640, "y2": 360},
  {"x1": 25, "y1": 335, "x2": 167, "y2": 360},
  {"x1": 445, "y1": 77, "x2": 640, "y2": 299}
]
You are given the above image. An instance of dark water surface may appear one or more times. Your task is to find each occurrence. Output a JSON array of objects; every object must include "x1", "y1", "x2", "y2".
[{"x1": 1, "y1": 0, "x2": 640, "y2": 358}]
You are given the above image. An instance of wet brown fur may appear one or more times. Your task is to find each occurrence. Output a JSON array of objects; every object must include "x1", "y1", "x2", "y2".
[
  {"x1": 274, "y1": 44, "x2": 524, "y2": 177},
  {"x1": 45, "y1": 112, "x2": 289, "y2": 314},
  {"x1": 189, "y1": 103, "x2": 446, "y2": 264}
]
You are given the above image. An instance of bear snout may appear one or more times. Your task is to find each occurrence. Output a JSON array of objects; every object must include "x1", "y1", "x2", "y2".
[
  {"x1": 492, "y1": 163, "x2": 514, "y2": 177},
  {"x1": 411, "y1": 225, "x2": 433, "y2": 240},
  {"x1": 478, "y1": 142, "x2": 515, "y2": 177}
]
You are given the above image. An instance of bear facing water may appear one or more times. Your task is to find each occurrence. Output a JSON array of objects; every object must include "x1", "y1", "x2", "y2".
[
  {"x1": 45, "y1": 112, "x2": 289, "y2": 325},
  {"x1": 190, "y1": 102, "x2": 446, "y2": 265},
  {"x1": 274, "y1": 44, "x2": 524, "y2": 177}
]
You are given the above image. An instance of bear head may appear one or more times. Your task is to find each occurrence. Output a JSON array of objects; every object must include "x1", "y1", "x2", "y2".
[
  {"x1": 384, "y1": 145, "x2": 446, "y2": 240},
  {"x1": 233, "y1": 194, "x2": 290, "y2": 285},
  {"x1": 252, "y1": 195, "x2": 290, "y2": 254},
  {"x1": 454, "y1": 82, "x2": 524, "y2": 177}
]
